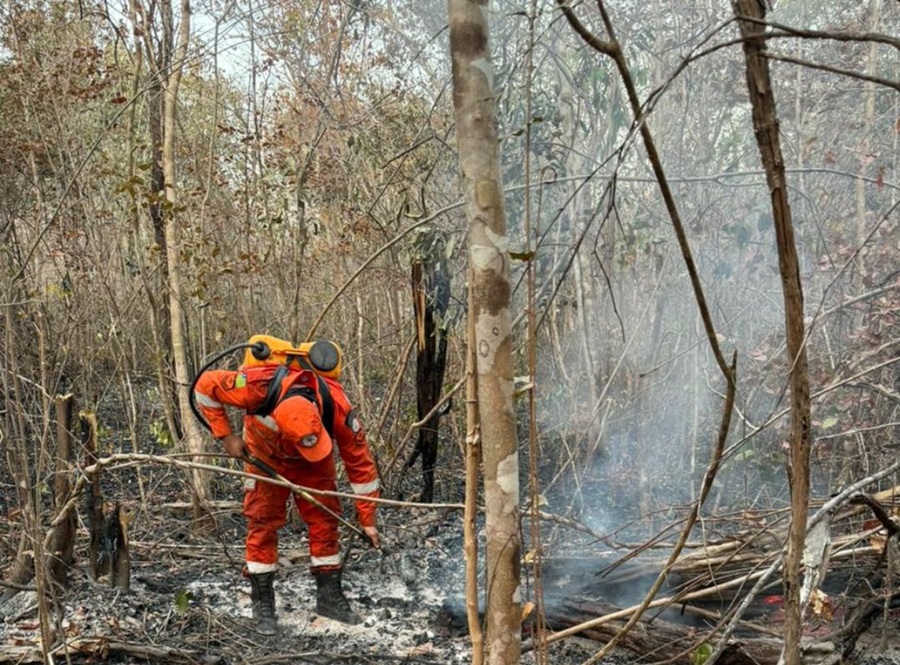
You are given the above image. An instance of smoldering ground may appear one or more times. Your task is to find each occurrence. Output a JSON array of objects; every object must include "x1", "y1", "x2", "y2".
[
  {"x1": 0, "y1": 506, "x2": 634, "y2": 665},
  {"x1": 3, "y1": 452, "x2": 900, "y2": 665}
]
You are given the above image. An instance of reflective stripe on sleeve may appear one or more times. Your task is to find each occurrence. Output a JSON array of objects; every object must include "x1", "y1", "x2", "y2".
[
  {"x1": 246, "y1": 561, "x2": 278, "y2": 574},
  {"x1": 254, "y1": 415, "x2": 278, "y2": 431},
  {"x1": 194, "y1": 392, "x2": 222, "y2": 409},
  {"x1": 310, "y1": 553, "x2": 342, "y2": 567},
  {"x1": 350, "y1": 479, "x2": 380, "y2": 495}
]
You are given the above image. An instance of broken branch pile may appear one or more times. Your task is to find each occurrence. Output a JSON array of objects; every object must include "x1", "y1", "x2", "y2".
[{"x1": 530, "y1": 488, "x2": 900, "y2": 664}]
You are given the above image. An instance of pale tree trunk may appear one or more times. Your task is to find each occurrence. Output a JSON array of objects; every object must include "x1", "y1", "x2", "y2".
[
  {"x1": 128, "y1": 0, "x2": 181, "y2": 456},
  {"x1": 158, "y1": 0, "x2": 211, "y2": 524},
  {"x1": 448, "y1": 2, "x2": 521, "y2": 664},
  {"x1": 732, "y1": 4, "x2": 812, "y2": 665}
]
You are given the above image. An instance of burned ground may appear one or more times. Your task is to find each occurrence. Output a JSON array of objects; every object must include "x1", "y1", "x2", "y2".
[
  {"x1": 1, "y1": 498, "x2": 626, "y2": 665},
  {"x1": 2, "y1": 452, "x2": 900, "y2": 664}
]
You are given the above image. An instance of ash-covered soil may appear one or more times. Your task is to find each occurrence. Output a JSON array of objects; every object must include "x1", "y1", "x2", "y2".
[
  {"x1": 3, "y1": 464, "x2": 899, "y2": 665},
  {"x1": 0, "y1": 506, "x2": 618, "y2": 665}
]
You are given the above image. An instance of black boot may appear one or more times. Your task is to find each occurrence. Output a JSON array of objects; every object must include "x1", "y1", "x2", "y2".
[
  {"x1": 248, "y1": 572, "x2": 278, "y2": 636},
  {"x1": 314, "y1": 569, "x2": 361, "y2": 625}
]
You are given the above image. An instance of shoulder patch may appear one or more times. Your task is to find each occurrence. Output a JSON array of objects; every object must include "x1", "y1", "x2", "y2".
[{"x1": 345, "y1": 410, "x2": 365, "y2": 442}]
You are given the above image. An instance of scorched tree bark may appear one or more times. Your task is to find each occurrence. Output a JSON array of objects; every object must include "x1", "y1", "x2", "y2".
[{"x1": 408, "y1": 230, "x2": 450, "y2": 504}]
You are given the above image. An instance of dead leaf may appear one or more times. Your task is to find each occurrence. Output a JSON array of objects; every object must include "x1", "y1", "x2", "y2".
[
  {"x1": 809, "y1": 589, "x2": 833, "y2": 621},
  {"x1": 869, "y1": 533, "x2": 887, "y2": 551},
  {"x1": 521, "y1": 601, "x2": 535, "y2": 622}
]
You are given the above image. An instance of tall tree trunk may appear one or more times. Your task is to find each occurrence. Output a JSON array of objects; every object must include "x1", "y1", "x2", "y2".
[
  {"x1": 448, "y1": 2, "x2": 521, "y2": 663},
  {"x1": 732, "y1": 4, "x2": 812, "y2": 665},
  {"x1": 158, "y1": 0, "x2": 211, "y2": 525},
  {"x1": 146, "y1": 58, "x2": 181, "y2": 448},
  {"x1": 137, "y1": 0, "x2": 182, "y2": 450}
]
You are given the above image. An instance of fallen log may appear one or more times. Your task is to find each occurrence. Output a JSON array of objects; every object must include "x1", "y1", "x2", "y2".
[
  {"x1": 540, "y1": 596, "x2": 839, "y2": 665},
  {"x1": 0, "y1": 637, "x2": 204, "y2": 664}
]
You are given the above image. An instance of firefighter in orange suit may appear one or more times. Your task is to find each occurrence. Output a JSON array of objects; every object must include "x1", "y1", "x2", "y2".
[{"x1": 193, "y1": 359, "x2": 380, "y2": 634}]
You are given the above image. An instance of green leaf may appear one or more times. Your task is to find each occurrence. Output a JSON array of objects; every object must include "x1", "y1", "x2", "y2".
[
  {"x1": 174, "y1": 589, "x2": 193, "y2": 615},
  {"x1": 693, "y1": 643, "x2": 713, "y2": 665},
  {"x1": 821, "y1": 417, "x2": 838, "y2": 430}
]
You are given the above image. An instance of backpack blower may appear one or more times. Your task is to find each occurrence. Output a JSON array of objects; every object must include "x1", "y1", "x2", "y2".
[{"x1": 189, "y1": 334, "x2": 343, "y2": 432}]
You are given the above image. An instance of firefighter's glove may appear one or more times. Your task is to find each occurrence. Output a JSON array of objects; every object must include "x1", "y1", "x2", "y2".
[{"x1": 221, "y1": 434, "x2": 246, "y2": 459}]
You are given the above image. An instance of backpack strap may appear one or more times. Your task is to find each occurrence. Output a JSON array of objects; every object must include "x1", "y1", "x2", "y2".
[
  {"x1": 315, "y1": 375, "x2": 335, "y2": 440},
  {"x1": 250, "y1": 365, "x2": 289, "y2": 417}
]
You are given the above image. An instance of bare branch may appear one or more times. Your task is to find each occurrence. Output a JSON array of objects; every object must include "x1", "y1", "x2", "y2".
[
  {"x1": 554, "y1": 0, "x2": 616, "y2": 55},
  {"x1": 746, "y1": 18, "x2": 900, "y2": 51},
  {"x1": 764, "y1": 51, "x2": 900, "y2": 92}
]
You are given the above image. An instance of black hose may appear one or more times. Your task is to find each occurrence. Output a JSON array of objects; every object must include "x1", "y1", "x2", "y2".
[{"x1": 188, "y1": 342, "x2": 259, "y2": 432}]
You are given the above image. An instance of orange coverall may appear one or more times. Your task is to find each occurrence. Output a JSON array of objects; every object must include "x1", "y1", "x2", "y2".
[{"x1": 193, "y1": 366, "x2": 380, "y2": 573}]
